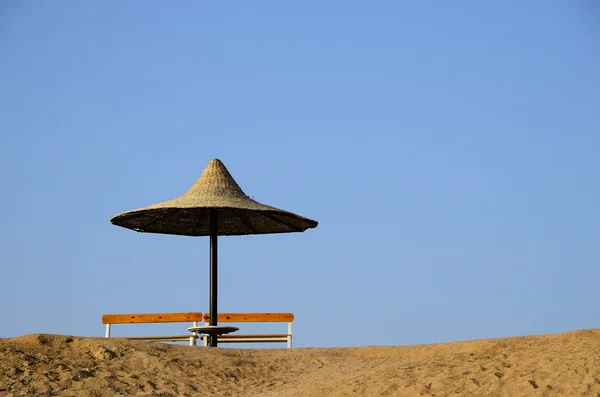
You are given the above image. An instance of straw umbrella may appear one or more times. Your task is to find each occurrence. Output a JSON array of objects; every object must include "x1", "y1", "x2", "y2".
[{"x1": 110, "y1": 159, "x2": 318, "y2": 346}]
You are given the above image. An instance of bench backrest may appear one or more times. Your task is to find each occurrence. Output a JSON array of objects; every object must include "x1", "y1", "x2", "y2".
[
  {"x1": 102, "y1": 312, "x2": 203, "y2": 324},
  {"x1": 203, "y1": 313, "x2": 294, "y2": 323}
]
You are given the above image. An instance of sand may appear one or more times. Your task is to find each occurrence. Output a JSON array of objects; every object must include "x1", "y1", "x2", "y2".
[{"x1": 1, "y1": 329, "x2": 599, "y2": 396}]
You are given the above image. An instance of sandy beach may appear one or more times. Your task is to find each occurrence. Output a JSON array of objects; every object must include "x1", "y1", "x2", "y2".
[{"x1": 1, "y1": 329, "x2": 599, "y2": 396}]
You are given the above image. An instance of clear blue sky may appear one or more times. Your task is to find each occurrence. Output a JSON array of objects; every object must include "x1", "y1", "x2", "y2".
[{"x1": 1, "y1": 1, "x2": 599, "y2": 348}]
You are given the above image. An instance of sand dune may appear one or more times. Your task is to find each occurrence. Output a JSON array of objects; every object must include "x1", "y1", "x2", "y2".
[{"x1": 1, "y1": 329, "x2": 599, "y2": 396}]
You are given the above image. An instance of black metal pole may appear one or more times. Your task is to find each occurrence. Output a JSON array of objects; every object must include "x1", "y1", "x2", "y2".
[{"x1": 209, "y1": 209, "x2": 218, "y2": 347}]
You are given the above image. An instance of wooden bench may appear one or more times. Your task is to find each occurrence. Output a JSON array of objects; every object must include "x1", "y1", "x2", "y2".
[
  {"x1": 202, "y1": 313, "x2": 294, "y2": 348},
  {"x1": 102, "y1": 312, "x2": 203, "y2": 346}
]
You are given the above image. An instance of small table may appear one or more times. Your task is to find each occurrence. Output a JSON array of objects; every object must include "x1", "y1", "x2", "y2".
[{"x1": 188, "y1": 325, "x2": 239, "y2": 347}]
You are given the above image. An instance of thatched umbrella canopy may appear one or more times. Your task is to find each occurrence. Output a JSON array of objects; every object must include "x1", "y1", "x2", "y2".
[{"x1": 110, "y1": 159, "x2": 318, "y2": 346}]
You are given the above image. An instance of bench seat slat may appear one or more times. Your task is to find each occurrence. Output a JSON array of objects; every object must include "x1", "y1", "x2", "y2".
[
  {"x1": 124, "y1": 335, "x2": 198, "y2": 341},
  {"x1": 216, "y1": 334, "x2": 290, "y2": 339},
  {"x1": 218, "y1": 340, "x2": 287, "y2": 344}
]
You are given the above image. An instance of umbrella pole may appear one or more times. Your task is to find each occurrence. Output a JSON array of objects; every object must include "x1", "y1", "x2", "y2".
[{"x1": 209, "y1": 209, "x2": 218, "y2": 347}]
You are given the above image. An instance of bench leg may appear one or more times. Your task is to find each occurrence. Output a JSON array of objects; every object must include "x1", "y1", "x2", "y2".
[
  {"x1": 105, "y1": 324, "x2": 111, "y2": 338},
  {"x1": 190, "y1": 321, "x2": 198, "y2": 346}
]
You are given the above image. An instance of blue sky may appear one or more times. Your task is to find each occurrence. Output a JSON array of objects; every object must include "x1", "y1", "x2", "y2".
[{"x1": 1, "y1": 1, "x2": 599, "y2": 348}]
